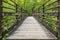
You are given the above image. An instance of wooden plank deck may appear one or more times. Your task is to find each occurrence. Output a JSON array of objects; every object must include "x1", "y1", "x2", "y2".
[{"x1": 6, "y1": 16, "x2": 57, "y2": 40}]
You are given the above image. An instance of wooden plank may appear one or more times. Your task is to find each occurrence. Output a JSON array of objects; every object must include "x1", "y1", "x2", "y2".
[
  {"x1": 6, "y1": 17, "x2": 57, "y2": 40},
  {"x1": 2, "y1": 12, "x2": 16, "y2": 16},
  {"x1": 44, "y1": 12, "x2": 57, "y2": 16}
]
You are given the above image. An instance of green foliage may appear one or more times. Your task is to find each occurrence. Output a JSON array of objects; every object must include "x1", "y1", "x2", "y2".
[
  {"x1": 40, "y1": 0, "x2": 57, "y2": 31},
  {"x1": 3, "y1": 0, "x2": 15, "y2": 12},
  {"x1": 2, "y1": 0, "x2": 57, "y2": 40},
  {"x1": 3, "y1": 16, "x2": 16, "y2": 31},
  {"x1": 44, "y1": 16, "x2": 57, "y2": 31}
]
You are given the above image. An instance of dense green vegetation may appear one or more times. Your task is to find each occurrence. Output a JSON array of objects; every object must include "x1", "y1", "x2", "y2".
[
  {"x1": 1, "y1": 0, "x2": 58, "y2": 40},
  {"x1": 42, "y1": 0, "x2": 57, "y2": 31}
]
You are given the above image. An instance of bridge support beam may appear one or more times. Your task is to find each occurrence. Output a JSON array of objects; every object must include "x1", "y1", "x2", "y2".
[
  {"x1": 58, "y1": 0, "x2": 60, "y2": 40},
  {"x1": 0, "y1": 0, "x2": 3, "y2": 39}
]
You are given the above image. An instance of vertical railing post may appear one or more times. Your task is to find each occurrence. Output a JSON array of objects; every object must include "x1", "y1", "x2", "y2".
[
  {"x1": 58, "y1": 0, "x2": 60, "y2": 40},
  {"x1": 16, "y1": 4, "x2": 18, "y2": 13},
  {"x1": 21, "y1": 8, "x2": 22, "y2": 21},
  {"x1": 38, "y1": 7, "x2": 40, "y2": 13},
  {"x1": 16, "y1": 4, "x2": 18, "y2": 23},
  {"x1": 0, "y1": 0, "x2": 3, "y2": 39},
  {"x1": 42, "y1": 4, "x2": 45, "y2": 22},
  {"x1": 43, "y1": 4, "x2": 45, "y2": 14},
  {"x1": 32, "y1": 7, "x2": 34, "y2": 16},
  {"x1": 32, "y1": 7, "x2": 33, "y2": 16}
]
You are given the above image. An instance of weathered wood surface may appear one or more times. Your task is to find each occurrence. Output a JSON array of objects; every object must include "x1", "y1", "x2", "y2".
[{"x1": 7, "y1": 16, "x2": 57, "y2": 40}]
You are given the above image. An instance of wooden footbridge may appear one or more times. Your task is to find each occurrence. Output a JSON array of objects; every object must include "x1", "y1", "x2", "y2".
[{"x1": 0, "y1": 0, "x2": 60, "y2": 40}]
